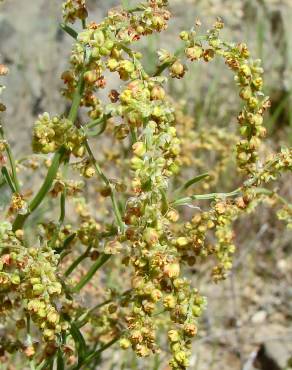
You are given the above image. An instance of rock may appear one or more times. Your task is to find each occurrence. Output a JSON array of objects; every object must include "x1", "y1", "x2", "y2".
[
  {"x1": 251, "y1": 310, "x2": 268, "y2": 324},
  {"x1": 254, "y1": 341, "x2": 292, "y2": 370}
]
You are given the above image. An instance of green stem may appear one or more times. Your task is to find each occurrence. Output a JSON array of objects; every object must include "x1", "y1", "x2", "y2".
[
  {"x1": 68, "y1": 72, "x2": 85, "y2": 122},
  {"x1": 59, "y1": 189, "x2": 66, "y2": 223},
  {"x1": 153, "y1": 47, "x2": 185, "y2": 77},
  {"x1": 5, "y1": 142, "x2": 21, "y2": 193},
  {"x1": 48, "y1": 187, "x2": 67, "y2": 249},
  {"x1": 84, "y1": 141, "x2": 125, "y2": 232},
  {"x1": 72, "y1": 337, "x2": 120, "y2": 370},
  {"x1": 154, "y1": 61, "x2": 171, "y2": 77},
  {"x1": 85, "y1": 114, "x2": 109, "y2": 129},
  {"x1": 71, "y1": 254, "x2": 112, "y2": 293},
  {"x1": 64, "y1": 245, "x2": 91, "y2": 277},
  {"x1": 173, "y1": 189, "x2": 241, "y2": 207},
  {"x1": 85, "y1": 115, "x2": 109, "y2": 137},
  {"x1": 75, "y1": 289, "x2": 132, "y2": 328},
  {"x1": 36, "y1": 357, "x2": 55, "y2": 370},
  {"x1": 75, "y1": 299, "x2": 112, "y2": 328}
]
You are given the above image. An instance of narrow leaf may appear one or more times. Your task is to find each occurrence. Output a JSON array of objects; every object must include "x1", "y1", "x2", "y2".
[
  {"x1": 60, "y1": 23, "x2": 78, "y2": 39},
  {"x1": 179, "y1": 172, "x2": 210, "y2": 192},
  {"x1": 1, "y1": 167, "x2": 16, "y2": 193},
  {"x1": 57, "y1": 350, "x2": 65, "y2": 370},
  {"x1": 70, "y1": 322, "x2": 87, "y2": 361}
]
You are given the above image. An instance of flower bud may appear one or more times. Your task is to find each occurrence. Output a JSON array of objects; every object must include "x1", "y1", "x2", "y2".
[
  {"x1": 170, "y1": 61, "x2": 186, "y2": 79},
  {"x1": 151, "y1": 289, "x2": 162, "y2": 302},
  {"x1": 167, "y1": 209, "x2": 179, "y2": 222},
  {"x1": 179, "y1": 31, "x2": 189, "y2": 41},
  {"x1": 132, "y1": 142, "x2": 146, "y2": 157},
  {"x1": 168, "y1": 330, "x2": 180, "y2": 342},
  {"x1": 119, "y1": 338, "x2": 131, "y2": 349},
  {"x1": 163, "y1": 294, "x2": 177, "y2": 309},
  {"x1": 131, "y1": 156, "x2": 144, "y2": 170},
  {"x1": 185, "y1": 46, "x2": 203, "y2": 61},
  {"x1": 84, "y1": 70, "x2": 98, "y2": 84},
  {"x1": 107, "y1": 59, "x2": 119, "y2": 71},
  {"x1": 93, "y1": 30, "x2": 105, "y2": 46},
  {"x1": 104, "y1": 239, "x2": 123, "y2": 254},
  {"x1": 175, "y1": 351, "x2": 189, "y2": 366},
  {"x1": 11, "y1": 274, "x2": 20, "y2": 285},
  {"x1": 176, "y1": 237, "x2": 188, "y2": 248},
  {"x1": 150, "y1": 85, "x2": 166, "y2": 100},
  {"x1": 184, "y1": 323, "x2": 198, "y2": 337},
  {"x1": 33, "y1": 284, "x2": 45, "y2": 295},
  {"x1": 143, "y1": 228, "x2": 159, "y2": 245},
  {"x1": 164, "y1": 263, "x2": 180, "y2": 278},
  {"x1": 47, "y1": 311, "x2": 60, "y2": 324}
]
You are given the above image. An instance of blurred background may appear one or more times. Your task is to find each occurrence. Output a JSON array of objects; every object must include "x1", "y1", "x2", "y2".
[{"x1": 0, "y1": 0, "x2": 291, "y2": 369}]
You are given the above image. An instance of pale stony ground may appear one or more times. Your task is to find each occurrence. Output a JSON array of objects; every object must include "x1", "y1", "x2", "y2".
[{"x1": 0, "y1": 1, "x2": 291, "y2": 369}]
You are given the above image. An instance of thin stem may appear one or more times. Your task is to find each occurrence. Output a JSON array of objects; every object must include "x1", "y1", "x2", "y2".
[
  {"x1": 72, "y1": 337, "x2": 120, "y2": 370},
  {"x1": 172, "y1": 189, "x2": 241, "y2": 207},
  {"x1": 71, "y1": 254, "x2": 112, "y2": 293},
  {"x1": 85, "y1": 114, "x2": 108, "y2": 129},
  {"x1": 68, "y1": 72, "x2": 85, "y2": 122},
  {"x1": 153, "y1": 61, "x2": 171, "y2": 77},
  {"x1": 84, "y1": 141, "x2": 125, "y2": 232},
  {"x1": 59, "y1": 189, "x2": 66, "y2": 223},
  {"x1": 48, "y1": 187, "x2": 67, "y2": 249},
  {"x1": 84, "y1": 115, "x2": 109, "y2": 137},
  {"x1": 75, "y1": 299, "x2": 112, "y2": 328},
  {"x1": 36, "y1": 357, "x2": 55, "y2": 370},
  {"x1": 64, "y1": 245, "x2": 91, "y2": 277},
  {"x1": 153, "y1": 46, "x2": 185, "y2": 77},
  {"x1": 75, "y1": 289, "x2": 132, "y2": 328}
]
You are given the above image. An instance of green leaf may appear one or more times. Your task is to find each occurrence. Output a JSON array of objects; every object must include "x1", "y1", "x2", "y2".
[
  {"x1": 1, "y1": 167, "x2": 16, "y2": 193},
  {"x1": 60, "y1": 23, "x2": 78, "y2": 39},
  {"x1": 70, "y1": 322, "x2": 87, "y2": 362},
  {"x1": 178, "y1": 172, "x2": 210, "y2": 193},
  {"x1": 62, "y1": 233, "x2": 76, "y2": 250},
  {"x1": 12, "y1": 147, "x2": 66, "y2": 231}
]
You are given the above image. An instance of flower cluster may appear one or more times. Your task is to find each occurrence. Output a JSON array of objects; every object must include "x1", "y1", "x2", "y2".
[
  {"x1": 0, "y1": 223, "x2": 70, "y2": 344},
  {"x1": 32, "y1": 112, "x2": 85, "y2": 156},
  {"x1": 62, "y1": 0, "x2": 88, "y2": 24},
  {"x1": 112, "y1": 72, "x2": 208, "y2": 368},
  {"x1": 174, "y1": 20, "x2": 270, "y2": 174}
]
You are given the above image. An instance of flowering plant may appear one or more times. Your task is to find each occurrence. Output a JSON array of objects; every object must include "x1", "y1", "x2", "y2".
[{"x1": 0, "y1": 1, "x2": 291, "y2": 369}]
